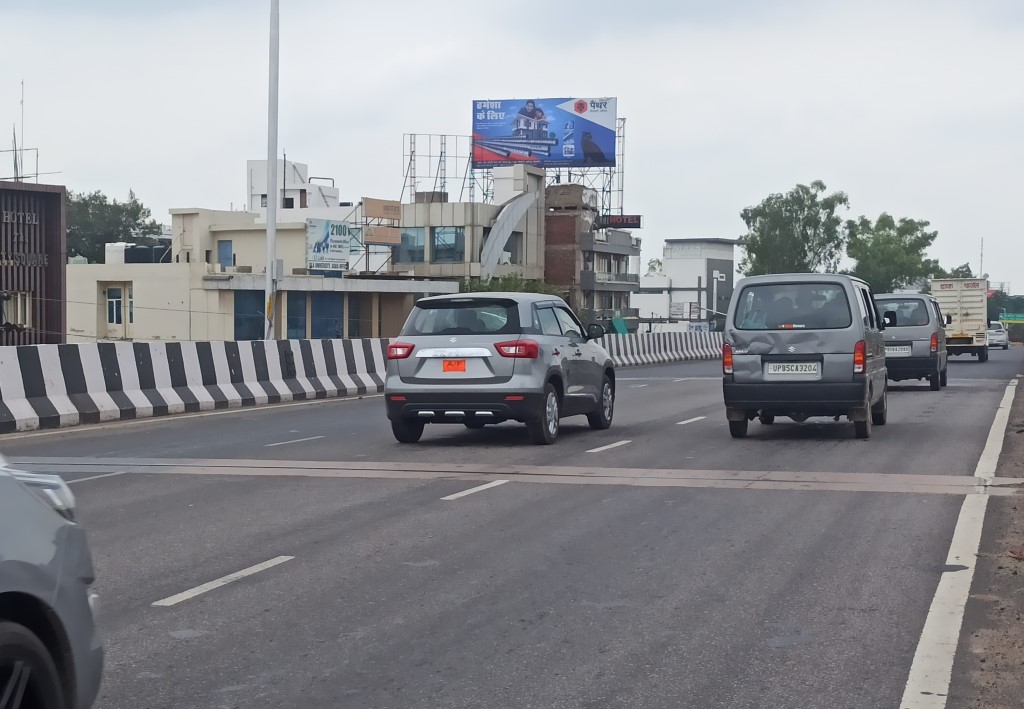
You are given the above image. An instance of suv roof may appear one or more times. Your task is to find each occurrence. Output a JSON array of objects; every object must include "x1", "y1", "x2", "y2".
[{"x1": 415, "y1": 292, "x2": 567, "y2": 306}]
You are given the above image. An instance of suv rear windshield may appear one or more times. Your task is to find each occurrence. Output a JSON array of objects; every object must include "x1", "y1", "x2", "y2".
[
  {"x1": 735, "y1": 283, "x2": 852, "y2": 330},
  {"x1": 401, "y1": 299, "x2": 521, "y2": 336},
  {"x1": 877, "y1": 298, "x2": 931, "y2": 327}
]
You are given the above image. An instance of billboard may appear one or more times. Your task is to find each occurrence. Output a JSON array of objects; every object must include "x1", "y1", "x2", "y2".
[
  {"x1": 597, "y1": 214, "x2": 642, "y2": 229},
  {"x1": 306, "y1": 219, "x2": 365, "y2": 272},
  {"x1": 472, "y1": 97, "x2": 617, "y2": 169},
  {"x1": 363, "y1": 197, "x2": 401, "y2": 221}
]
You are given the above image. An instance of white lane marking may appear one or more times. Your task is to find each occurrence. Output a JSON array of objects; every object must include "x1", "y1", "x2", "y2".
[
  {"x1": 441, "y1": 480, "x2": 509, "y2": 501},
  {"x1": 900, "y1": 378, "x2": 1018, "y2": 708},
  {"x1": 265, "y1": 435, "x2": 325, "y2": 448},
  {"x1": 67, "y1": 471, "x2": 129, "y2": 485},
  {"x1": 676, "y1": 416, "x2": 707, "y2": 426},
  {"x1": 975, "y1": 379, "x2": 1019, "y2": 480},
  {"x1": 631, "y1": 384, "x2": 649, "y2": 388},
  {"x1": 152, "y1": 555, "x2": 294, "y2": 607},
  {"x1": 1, "y1": 394, "x2": 384, "y2": 441},
  {"x1": 587, "y1": 440, "x2": 632, "y2": 453}
]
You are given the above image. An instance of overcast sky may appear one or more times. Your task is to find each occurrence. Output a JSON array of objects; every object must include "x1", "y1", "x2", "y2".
[{"x1": 4, "y1": 0, "x2": 1022, "y2": 291}]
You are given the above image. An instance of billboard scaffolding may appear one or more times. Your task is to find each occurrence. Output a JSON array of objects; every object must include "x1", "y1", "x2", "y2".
[{"x1": 402, "y1": 134, "x2": 492, "y2": 205}]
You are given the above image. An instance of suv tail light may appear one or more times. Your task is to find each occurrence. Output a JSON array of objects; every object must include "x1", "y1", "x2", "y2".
[
  {"x1": 496, "y1": 339, "x2": 540, "y2": 358},
  {"x1": 854, "y1": 340, "x2": 866, "y2": 374},
  {"x1": 723, "y1": 343, "x2": 734, "y2": 375},
  {"x1": 387, "y1": 342, "x2": 415, "y2": 360},
  {"x1": 930, "y1": 332, "x2": 939, "y2": 353}
]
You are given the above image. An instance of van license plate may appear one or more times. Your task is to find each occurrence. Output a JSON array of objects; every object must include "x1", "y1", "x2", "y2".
[
  {"x1": 443, "y1": 359, "x2": 466, "y2": 373},
  {"x1": 885, "y1": 346, "x2": 912, "y2": 357},
  {"x1": 766, "y1": 362, "x2": 819, "y2": 377}
]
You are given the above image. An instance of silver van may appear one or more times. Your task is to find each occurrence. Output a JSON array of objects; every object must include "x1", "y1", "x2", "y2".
[
  {"x1": 722, "y1": 274, "x2": 889, "y2": 439},
  {"x1": 875, "y1": 293, "x2": 948, "y2": 390}
]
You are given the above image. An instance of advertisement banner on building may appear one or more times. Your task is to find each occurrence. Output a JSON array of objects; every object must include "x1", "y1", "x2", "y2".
[
  {"x1": 306, "y1": 219, "x2": 364, "y2": 272},
  {"x1": 363, "y1": 198, "x2": 401, "y2": 221},
  {"x1": 472, "y1": 97, "x2": 617, "y2": 169},
  {"x1": 364, "y1": 226, "x2": 401, "y2": 245}
]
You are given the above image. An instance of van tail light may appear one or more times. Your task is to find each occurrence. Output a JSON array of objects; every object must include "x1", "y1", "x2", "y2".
[
  {"x1": 930, "y1": 333, "x2": 938, "y2": 354},
  {"x1": 723, "y1": 343, "x2": 734, "y2": 375},
  {"x1": 496, "y1": 339, "x2": 540, "y2": 359},
  {"x1": 387, "y1": 342, "x2": 415, "y2": 360},
  {"x1": 853, "y1": 340, "x2": 866, "y2": 374}
]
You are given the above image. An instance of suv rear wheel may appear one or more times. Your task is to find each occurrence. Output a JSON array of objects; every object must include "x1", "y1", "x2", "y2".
[
  {"x1": 728, "y1": 419, "x2": 748, "y2": 438},
  {"x1": 527, "y1": 384, "x2": 560, "y2": 445},
  {"x1": 0, "y1": 621, "x2": 66, "y2": 709},
  {"x1": 587, "y1": 376, "x2": 614, "y2": 430},
  {"x1": 392, "y1": 419, "x2": 425, "y2": 444}
]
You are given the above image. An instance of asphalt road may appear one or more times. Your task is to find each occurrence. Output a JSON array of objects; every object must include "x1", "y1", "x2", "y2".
[{"x1": 4, "y1": 348, "x2": 1023, "y2": 709}]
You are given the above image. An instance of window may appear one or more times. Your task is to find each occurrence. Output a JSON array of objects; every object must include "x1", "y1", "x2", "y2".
[
  {"x1": 1, "y1": 292, "x2": 32, "y2": 327},
  {"x1": 858, "y1": 288, "x2": 877, "y2": 330},
  {"x1": 300, "y1": 190, "x2": 308, "y2": 208},
  {"x1": 554, "y1": 308, "x2": 583, "y2": 339},
  {"x1": 128, "y1": 286, "x2": 134, "y2": 324},
  {"x1": 876, "y1": 298, "x2": 932, "y2": 327},
  {"x1": 283, "y1": 197, "x2": 294, "y2": 209},
  {"x1": 217, "y1": 240, "x2": 233, "y2": 269},
  {"x1": 431, "y1": 226, "x2": 465, "y2": 263},
  {"x1": 260, "y1": 194, "x2": 268, "y2": 207},
  {"x1": 106, "y1": 287, "x2": 123, "y2": 325},
  {"x1": 287, "y1": 292, "x2": 307, "y2": 339},
  {"x1": 395, "y1": 228, "x2": 425, "y2": 263},
  {"x1": 401, "y1": 299, "x2": 520, "y2": 336},
  {"x1": 536, "y1": 307, "x2": 563, "y2": 336},
  {"x1": 311, "y1": 292, "x2": 344, "y2": 339},
  {"x1": 734, "y1": 282, "x2": 852, "y2": 330},
  {"x1": 234, "y1": 290, "x2": 264, "y2": 340}
]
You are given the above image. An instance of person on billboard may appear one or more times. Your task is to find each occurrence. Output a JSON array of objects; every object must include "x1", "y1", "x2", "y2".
[{"x1": 518, "y1": 100, "x2": 543, "y2": 119}]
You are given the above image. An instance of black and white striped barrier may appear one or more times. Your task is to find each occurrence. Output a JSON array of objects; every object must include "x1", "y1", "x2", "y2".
[
  {"x1": 600, "y1": 332, "x2": 723, "y2": 368},
  {"x1": 0, "y1": 333, "x2": 723, "y2": 433},
  {"x1": 0, "y1": 339, "x2": 388, "y2": 433}
]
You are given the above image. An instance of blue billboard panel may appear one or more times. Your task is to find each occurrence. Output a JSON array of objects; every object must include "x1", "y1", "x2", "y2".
[{"x1": 472, "y1": 97, "x2": 617, "y2": 169}]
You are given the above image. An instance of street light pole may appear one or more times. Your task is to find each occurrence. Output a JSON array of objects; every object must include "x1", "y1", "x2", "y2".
[{"x1": 264, "y1": 0, "x2": 280, "y2": 339}]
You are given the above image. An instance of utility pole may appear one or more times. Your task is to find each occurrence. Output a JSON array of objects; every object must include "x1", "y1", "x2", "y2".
[{"x1": 264, "y1": 0, "x2": 280, "y2": 339}]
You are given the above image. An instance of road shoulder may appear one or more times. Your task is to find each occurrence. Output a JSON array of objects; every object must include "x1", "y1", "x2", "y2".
[{"x1": 950, "y1": 377, "x2": 1024, "y2": 708}]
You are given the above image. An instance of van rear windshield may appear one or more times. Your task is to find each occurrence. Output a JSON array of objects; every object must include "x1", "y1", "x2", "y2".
[
  {"x1": 401, "y1": 299, "x2": 521, "y2": 336},
  {"x1": 877, "y1": 298, "x2": 931, "y2": 327},
  {"x1": 735, "y1": 283, "x2": 852, "y2": 330}
]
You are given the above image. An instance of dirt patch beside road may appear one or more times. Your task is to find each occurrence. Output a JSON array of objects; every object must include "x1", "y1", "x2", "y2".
[{"x1": 950, "y1": 378, "x2": 1024, "y2": 708}]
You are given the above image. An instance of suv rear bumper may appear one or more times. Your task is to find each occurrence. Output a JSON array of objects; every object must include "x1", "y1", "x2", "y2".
[
  {"x1": 885, "y1": 354, "x2": 938, "y2": 380},
  {"x1": 723, "y1": 380, "x2": 868, "y2": 416},
  {"x1": 386, "y1": 391, "x2": 545, "y2": 423}
]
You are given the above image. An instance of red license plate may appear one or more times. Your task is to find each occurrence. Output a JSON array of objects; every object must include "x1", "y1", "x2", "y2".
[{"x1": 443, "y1": 359, "x2": 466, "y2": 373}]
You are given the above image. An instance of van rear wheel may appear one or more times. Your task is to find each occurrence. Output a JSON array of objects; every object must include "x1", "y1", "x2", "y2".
[
  {"x1": 729, "y1": 419, "x2": 748, "y2": 438},
  {"x1": 855, "y1": 414, "x2": 872, "y2": 439},
  {"x1": 929, "y1": 368, "x2": 941, "y2": 391}
]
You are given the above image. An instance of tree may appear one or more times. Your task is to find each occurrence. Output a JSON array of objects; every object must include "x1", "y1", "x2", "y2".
[
  {"x1": 846, "y1": 213, "x2": 939, "y2": 294},
  {"x1": 67, "y1": 190, "x2": 163, "y2": 263},
  {"x1": 949, "y1": 263, "x2": 975, "y2": 278},
  {"x1": 738, "y1": 180, "x2": 849, "y2": 276},
  {"x1": 646, "y1": 258, "x2": 662, "y2": 275}
]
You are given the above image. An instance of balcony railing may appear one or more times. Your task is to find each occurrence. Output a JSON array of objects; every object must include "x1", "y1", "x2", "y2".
[
  {"x1": 594, "y1": 272, "x2": 640, "y2": 283},
  {"x1": 593, "y1": 307, "x2": 640, "y2": 320}
]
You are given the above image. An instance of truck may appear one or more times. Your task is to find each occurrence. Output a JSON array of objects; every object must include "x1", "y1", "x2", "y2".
[{"x1": 929, "y1": 277, "x2": 990, "y2": 362}]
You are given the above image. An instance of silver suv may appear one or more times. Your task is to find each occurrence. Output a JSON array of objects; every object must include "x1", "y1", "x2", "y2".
[
  {"x1": 385, "y1": 293, "x2": 615, "y2": 445},
  {"x1": 0, "y1": 456, "x2": 103, "y2": 709}
]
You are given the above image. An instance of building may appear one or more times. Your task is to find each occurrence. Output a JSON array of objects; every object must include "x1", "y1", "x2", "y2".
[
  {"x1": 247, "y1": 159, "x2": 340, "y2": 212},
  {"x1": 632, "y1": 238, "x2": 736, "y2": 331},
  {"x1": 0, "y1": 181, "x2": 66, "y2": 346},
  {"x1": 394, "y1": 165, "x2": 546, "y2": 281},
  {"x1": 544, "y1": 184, "x2": 641, "y2": 329},
  {"x1": 66, "y1": 207, "x2": 458, "y2": 343}
]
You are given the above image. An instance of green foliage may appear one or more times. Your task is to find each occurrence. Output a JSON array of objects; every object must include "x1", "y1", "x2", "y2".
[
  {"x1": 738, "y1": 180, "x2": 850, "y2": 276},
  {"x1": 67, "y1": 190, "x2": 163, "y2": 263},
  {"x1": 987, "y1": 290, "x2": 1024, "y2": 322},
  {"x1": 948, "y1": 263, "x2": 975, "y2": 278},
  {"x1": 846, "y1": 213, "x2": 939, "y2": 294}
]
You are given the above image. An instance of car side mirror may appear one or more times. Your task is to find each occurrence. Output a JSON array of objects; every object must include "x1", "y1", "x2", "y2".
[
  {"x1": 587, "y1": 323, "x2": 605, "y2": 341},
  {"x1": 945, "y1": 314, "x2": 953, "y2": 326},
  {"x1": 883, "y1": 312, "x2": 897, "y2": 328}
]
